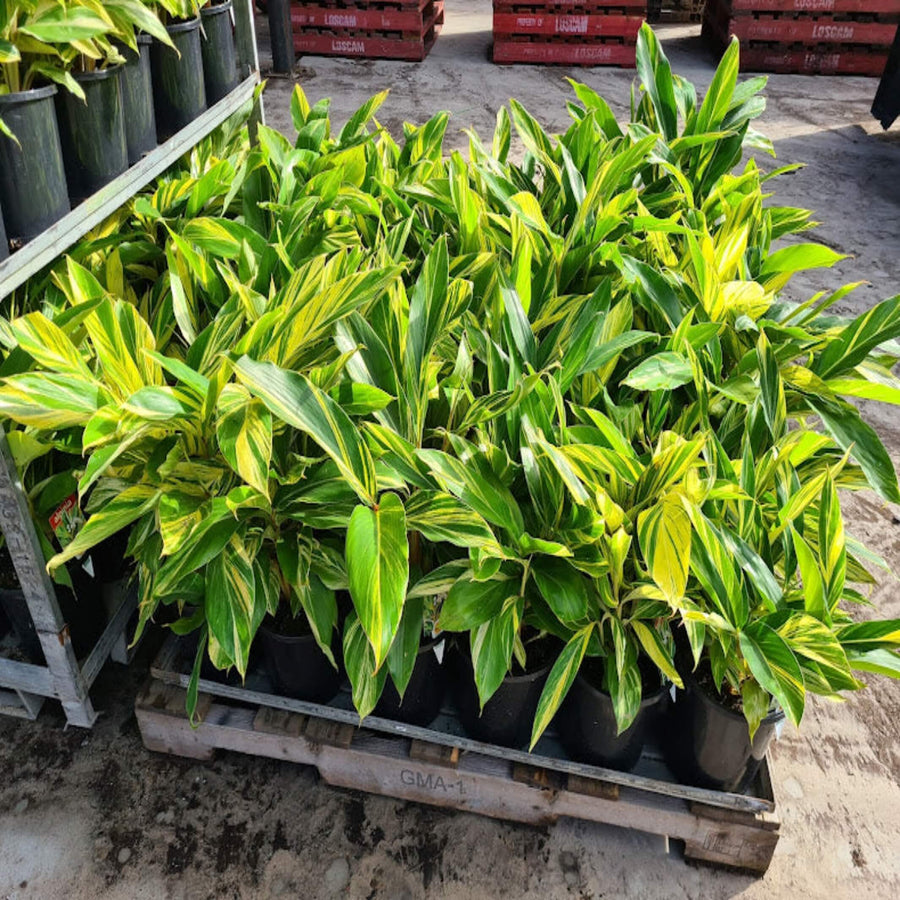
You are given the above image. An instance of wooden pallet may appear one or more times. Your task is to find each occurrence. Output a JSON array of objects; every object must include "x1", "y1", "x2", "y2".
[
  {"x1": 493, "y1": 0, "x2": 646, "y2": 11},
  {"x1": 736, "y1": 42, "x2": 889, "y2": 71},
  {"x1": 492, "y1": 39, "x2": 638, "y2": 65},
  {"x1": 291, "y1": 0, "x2": 438, "y2": 32},
  {"x1": 719, "y1": 15, "x2": 896, "y2": 44},
  {"x1": 493, "y1": 12, "x2": 644, "y2": 36},
  {"x1": 135, "y1": 636, "x2": 781, "y2": 875},
  {"x1": 721, "y1": 0, "x2": 900, "y2": 12}
]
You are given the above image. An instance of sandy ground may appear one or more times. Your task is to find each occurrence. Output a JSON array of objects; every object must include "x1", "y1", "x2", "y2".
[{"x1": 2, "y1": 7, "x2": 900, "y2": 900}]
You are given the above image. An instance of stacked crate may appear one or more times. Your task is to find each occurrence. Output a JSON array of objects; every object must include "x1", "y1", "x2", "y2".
[
  {"x1": 290, "y1": 0, "x2": 444, "y2": 61},
  {"x1": 492, "y1": 1, "x2": 645, "y2": 67},
  {"x1": 703, "y1": 0, "x2": 898, "y2": 75}
]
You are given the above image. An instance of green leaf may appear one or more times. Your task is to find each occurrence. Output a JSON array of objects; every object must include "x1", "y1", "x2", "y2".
[
  {"x1": 346, "y1": 493, "x2": 409, "y2": 670},
  {"x1": 343, "y1": 612, "x2": 388, "y2": 719},
  {"x1": 0, "y1": 373, "x2": 104, "y2": 428},
  {"x1": 404, "y1": 491, "x2": 504, "y2": 555},
  {"x1": 632, "y1": 621, "x2": 682, "y2": 688},
  {"x1": 417, "y1": 449, "x2": 525, "y2": 538},
  {"x1": 741, "y1": 679, "x2": 770, "y2": 742},
  {"x1": 471, "y1": 599, "x2": 519, "y2": 709},
  {"x1": 206, "y1": 536, "x2": 260, "y2": 677},
  {"x1": 235, "y1": 356, "x2": 377, "y2": 505},
  {"x1": 805, "y1": 395, "x2": 900, "y2": 504},
  {"x1": 756, "y1": 330, "x2": 786, "y2": 438},
  {"x1": 438, "y1": 573, "x2": 517, "y2": 632},
  {"x1": 216, "y1": 384, "x2": 273, "y2": 496},
  {"x1": 530, "y1": 557, "x2": 589, "y2": 624},
  {"x1": 758, "y1": 243, "x2": 845, "y2": 293},
  {"x1": 622, "y1": 352, "x2": 693, "y2": 392},
  {"x1": 530, "y1": 626, "x2": 592, "y2": 749},
  {"x1": 48, "y1": 486, "x2": 159, "y2": 571},
  {"x1": 386, "y1": 595, "x2": 425, "y2": 701},
  {"x1": 739, "y1": 622, "x2": 805, "y2": 726},
  {"x1": 814, "y1": 294, "x2": 900, "y2": 379},
  {"x1": 638, "y1": 494, "x2": 691, "y2": 602},
  {"x1": 790, "y1": 530, "x2": 826, "y2": 621}
]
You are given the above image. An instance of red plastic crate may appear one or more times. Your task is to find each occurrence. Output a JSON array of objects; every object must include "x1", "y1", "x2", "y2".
[
  {"x1": 493, "y1": 12, "x2": 643, "y2": 36},
  {"x1": 492, "y1": 38, "x2": 637, "y2": 64}
]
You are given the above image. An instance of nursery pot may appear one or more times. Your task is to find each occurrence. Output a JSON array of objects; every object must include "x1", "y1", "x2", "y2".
[
  {"x1": 556, "y1": 663, "x2": 668, "y2": 771},
  {"x1": 55, "y1": 66, "x2": 129, "y2": 204},
  {"x1": 0, "y1": 567, "x2": 106, "y2": 664},
  {"x1": 374, "y1": 637, "x2": 448, "y2": 727},
  {"x1": 259, "y1": 619, "x2": 343, "y2": 703},
  {"x1": 151, "y1": 17, "x2": 207, "y2": 142},
  {"x1": 201, "y1": 0, "x2": 239, "y2": 105},
  {"x1": 0, "y1": 85, "x2": 70, "y2": 243},
  {"x1": 453, "y1": 645, "x2": 552, "y2": 749},
  {"x1": 663, "y1": 673, "x2": 784, "y2": 793},
  {"x1": 118, "y1": 35, "x2": 157, "y2": 164}
]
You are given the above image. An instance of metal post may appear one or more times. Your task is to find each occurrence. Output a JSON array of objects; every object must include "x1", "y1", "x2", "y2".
[
  {"x1": 233, "y1": 0, "x2": 260, "y2": 80},
  {"x1": 268, "y1": 0, "x2": 295, "y2": 75},
  {"x1": 0, "y1": 429, "x2": 96, "y2": 726}
]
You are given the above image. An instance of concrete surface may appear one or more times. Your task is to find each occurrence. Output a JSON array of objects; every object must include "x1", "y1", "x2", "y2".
[{"x1": 2, "y1": 7, "x2": 900, "y2": 899}]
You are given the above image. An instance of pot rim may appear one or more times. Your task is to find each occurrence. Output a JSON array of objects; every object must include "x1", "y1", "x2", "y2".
[
  {"x1": 684, "y1": 671, "x2": 785, "y2": 725},
  {"x1": 575, "y1": 670, "x2": 669, "y2": 710},
  {"x1": 0, "y1": 84, "x2": 57, "y2": 105},
  {"x1": 137, "y1": 33, "x2": 153, "y2": 45},
  {"x1": 73, "y1": 64, "x2": 124, "y2": 83},
  {"x1": 201, "y1": 0, "x2": 234, "y2": 14},
  {"x1": 260, "y1": 620, "x2": 320, "y2": 644},
  {"x1": 165, "y1": 16, "x2": 202, "y2": 34}
]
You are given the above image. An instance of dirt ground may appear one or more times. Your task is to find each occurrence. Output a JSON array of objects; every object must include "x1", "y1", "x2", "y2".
[{"x1": 2, "y1": 9, "x2": 900, "y2": 900}]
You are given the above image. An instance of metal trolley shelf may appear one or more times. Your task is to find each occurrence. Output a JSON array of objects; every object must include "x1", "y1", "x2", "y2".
[{"x1": 0, "y1": 0, "x2": 263, "y2": 726}]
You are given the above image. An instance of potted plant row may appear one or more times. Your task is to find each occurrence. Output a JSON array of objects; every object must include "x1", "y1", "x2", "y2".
[
  {"x1": 3, "y1": 26, "x2": 900, "y2": 798},
  {"x1": 0, "y1": 0, "x2": 240, "y2": 253}
]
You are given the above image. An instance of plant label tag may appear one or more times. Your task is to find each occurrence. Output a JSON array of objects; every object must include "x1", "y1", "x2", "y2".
[
  {"x1": 669, "y1": 684, "x2": 677, "y2": 703},
  {"x1": 433, "y1": 639, "x2": 445, "y2": 664},
  {"x1": 775, "y1": 720, "x2": 785, "y2": 740}
]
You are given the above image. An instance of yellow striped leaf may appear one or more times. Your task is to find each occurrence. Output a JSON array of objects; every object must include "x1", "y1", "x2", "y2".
[{"x1": 216, "y1": 384, "x2": 273, "y2": 496}]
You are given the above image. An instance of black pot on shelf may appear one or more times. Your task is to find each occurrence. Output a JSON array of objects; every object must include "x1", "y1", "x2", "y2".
[
  {"x1": 151, "y1": 17, "x2": 207, "y2": 142},
  {"x1": 453, "y1": 645, "x2": 552, "y2": 749},
  {"x1": 201, "y1": 0, "x2": 239, "y2": 105},
  {"x1": 119, "y1": 35, "x2": 157, "y2": 164},
  {"x1": 0, "y1": 85, "x2": 70, "y2": 244},
  {"x1": 556, "y1": 661, "x2": 668, "y2": 771},
  {"x1": 663, "y1": 672, "x2": 784, "y2": 793},
  {"x1": 0, "y1": 565, "x2": 106, "y2": 664},
  {"x1": 55, "y1": 66, "x2": 129, "y2": 204},
  {"x1": 374, "y1": 636, "x2": 448, "y2": 727},
  {"x1": 259, "y1": 619, "x2": 344, "y2": 703}
]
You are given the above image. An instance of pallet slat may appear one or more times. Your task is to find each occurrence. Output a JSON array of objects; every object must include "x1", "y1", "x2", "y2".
[
  {"x1": 292, "y1": 2, "x2": 436, "y2": 33},
  {"x1": 135, "y1": 678, "x2": 780, "y2": 876},
  {"x1": 492, "y1": 12, "x2": 643, "y2": 35},
  {"x1": 492, "y1": 39, "x2": 638, "y2": 65}
]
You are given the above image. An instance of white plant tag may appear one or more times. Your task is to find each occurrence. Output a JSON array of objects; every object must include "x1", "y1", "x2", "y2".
[
  {"x1": 669, "y1": 684, "x2": 677, "y2": 703},
  {"x1": 433, "y1": 639, "x2": 445, "y2": 664},
  {"x1": 774, "y1": 719, "x2": 785, "y2": 741}
]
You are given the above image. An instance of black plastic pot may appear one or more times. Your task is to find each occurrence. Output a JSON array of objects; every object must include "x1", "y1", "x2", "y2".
[
  {"x1": 556, "y1": 668, "x2": 668, "y2": 771},
  {"x1": 151, "y1": 17, "x2": 207, "y2": 142},
  {"x1": 374, "y1": 637, "x2": 447, "y2": 726},
  {"x1": 0, "y1": 85, "x2": 70, "y2": 244},
  {"x1": 201, "y1": 0, "x2": 239, "y2": 105},
  {"x1": 0, "y1": 575, "x2": 106, "y2": 664},
  {"x1": 454, "y1": 647, "x2": 552, "y2": 749},
  {"x1": 0, "y1": 202, "x2": 8, "y2": 261},
  {"x1": 663, "y1": 674, "x2": 784, "y2": 793},
  {"x1": 119, "y1": 35, "x2": 157, "y2": 164},
  {"x1": 55, "y1": 67, "x2": 128, "y2": 204},
  {"x1": 259, "y1": 621, "x2": 343, "y2": 703}
]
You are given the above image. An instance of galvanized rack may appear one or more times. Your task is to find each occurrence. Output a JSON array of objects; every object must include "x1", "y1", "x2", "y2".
[{"x1": 0, "y1": 0, "x2": 263, "y2": 725}]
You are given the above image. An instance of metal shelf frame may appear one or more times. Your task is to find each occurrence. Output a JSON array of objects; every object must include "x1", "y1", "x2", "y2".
[{"x1": 0, "y1": 0, "x2": 263, "y2": 725}]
